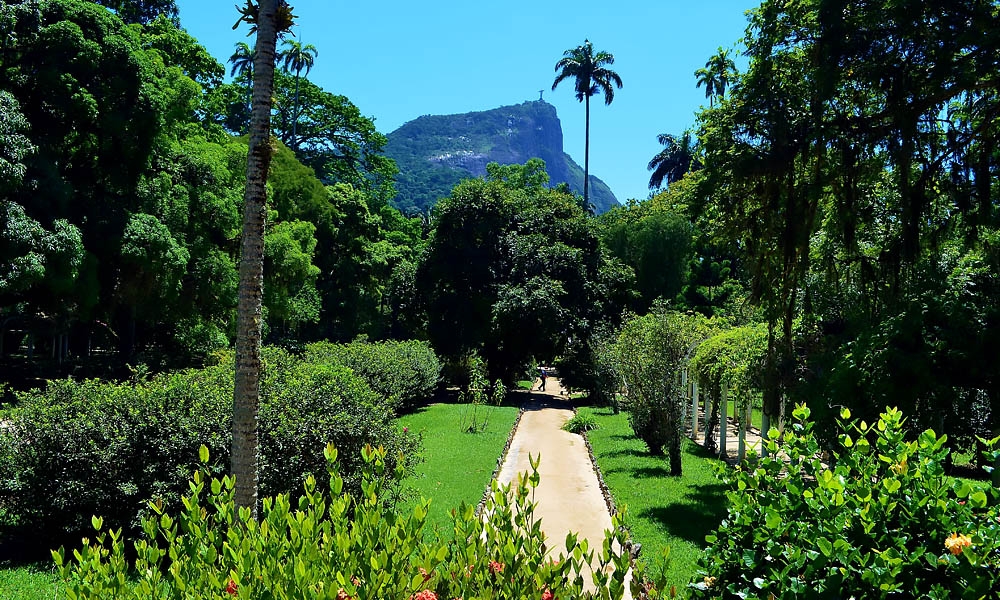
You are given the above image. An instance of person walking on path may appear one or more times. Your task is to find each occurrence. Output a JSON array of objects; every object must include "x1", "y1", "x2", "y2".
[{"x1": 538, "y1": 367, "x2": 548, "y2": 391}]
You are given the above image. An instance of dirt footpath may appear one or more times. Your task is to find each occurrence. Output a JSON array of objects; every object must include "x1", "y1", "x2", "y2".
[{"x1": 496, "y1": 379, "x2": 632, "y2": 598}]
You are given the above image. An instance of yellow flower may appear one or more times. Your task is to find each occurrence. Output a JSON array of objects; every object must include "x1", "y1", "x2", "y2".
[
  {"x1": 890, "y1": 458, "x2": 907, "y2": 475},
  {"x1": 703, "y1": 576, "x2": 717, "y2": 588},
  {"x1": 945, "y1": 532, "x2": 972, "y2": 556}
]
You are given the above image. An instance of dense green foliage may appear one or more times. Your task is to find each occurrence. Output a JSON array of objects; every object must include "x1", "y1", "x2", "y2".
[
  {"x1": 304, "y1": 339, "x2": 440, "y2": 412},
  {"x1": 420, "y1": 159, "x2": 628, "y2": 382},
  {"x1": 55, "y1": 445, "x2": 636, "y2": 599},
  {"x1": 692, "y1": 0, "x2": 1000, "y2": 451},
  {"x1": 612, "y1": 309, "x2": 712, "y2": 474},
  {"x1": 0, "y1": 1, "x2": 421, "y2": 381},
  {"x1": 691, "y1": 405, "x2": 1000, "y2": 599},
  {"x1": 689, "y1": 323, "x2": 768, "y2": 453},
  {"x1": 0, "y1": 346, "x2": 420, "y2": 546}
]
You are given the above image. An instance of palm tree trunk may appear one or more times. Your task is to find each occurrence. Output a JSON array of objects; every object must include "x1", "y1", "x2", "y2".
[
  {"x1": 292, "y1": 66, "x2": 300, "y2": 148},
  {"x1": 233, "y1": 0, "x2": 281, "y2": 520},
  {"x1": 583, "y1": 93, "x2": 590, "y2": 207}
]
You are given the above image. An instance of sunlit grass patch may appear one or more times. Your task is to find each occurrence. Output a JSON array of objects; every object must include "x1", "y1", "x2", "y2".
[
  {"x1": 397, "y1": 402, "x2": 520, "y2": 537},
  {"x1": 581, "y1": 406, "x2": 727, "y2": 594}
]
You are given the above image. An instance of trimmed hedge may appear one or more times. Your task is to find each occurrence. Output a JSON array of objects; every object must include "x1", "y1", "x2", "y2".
[
  {"x1": 304, "y1": 339, "x2": 440, "y2": 412},
  {"x1": 0, "y1": 346, "x2": 418, "y2": 546}
]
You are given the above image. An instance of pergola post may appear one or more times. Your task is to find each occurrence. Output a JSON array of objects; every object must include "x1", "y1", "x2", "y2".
[
  {"x1": 719, "y1": 381, "x2": 728, "y2": 460},
  {"x1": 691, "y1": 381, "x2": 700, "y2": 441}
]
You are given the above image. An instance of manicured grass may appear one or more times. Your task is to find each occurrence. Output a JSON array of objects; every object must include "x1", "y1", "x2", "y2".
[
  {"x1": 0, "y1": 562, "x2": 61, "y2": 599},
  {"x1": 580, "y1": 407, "x2": 728, "y2": 594},
  {"x1": 516, "y1": 380, "x2": 534, "y2": 391},
  {"x1": 396, "y1": 402, "x2": 520, "y2": 538}
]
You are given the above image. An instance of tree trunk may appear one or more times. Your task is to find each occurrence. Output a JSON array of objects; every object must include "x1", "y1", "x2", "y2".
[
  {"x1": 705, "y1": 387, "x2": 720, "y2": 454},
  {"x1": 292, "y1": 67, "x2": 300, "y2": 148},
  {"x1": 583, "y1": 93, "x2": 590, "y2": 207},
  {"x1": 667, "y1": 393, "x2": 683, "y2": 476},
  {"x1": 233, "y1": 0, "x2": 281, "y2": 520}
]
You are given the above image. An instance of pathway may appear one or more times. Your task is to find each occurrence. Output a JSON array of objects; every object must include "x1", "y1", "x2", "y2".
[{"x1": 495, "y1": 378, "x2": 632, "y2": 598}]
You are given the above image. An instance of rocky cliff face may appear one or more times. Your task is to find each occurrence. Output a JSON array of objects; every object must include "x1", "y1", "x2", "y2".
[{"x1": 385, "y1": 100, "x2": 619, "y2": 215}]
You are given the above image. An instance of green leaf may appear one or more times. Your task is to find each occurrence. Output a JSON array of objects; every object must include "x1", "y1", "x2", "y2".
[
  {"x1": 765, "y1": 508, "x2": 781, "y2": 530},
  {"x1": 199, "y1": 444, "x2": 209, "y2": 463},
  {"x1": 816, "y1": 537, "x2": 833, "y2": 557}
]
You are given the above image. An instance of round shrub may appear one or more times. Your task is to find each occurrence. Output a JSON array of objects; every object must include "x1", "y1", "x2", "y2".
[{"x1": 304, "y1": 339, "x2": 441, "y2": 412}]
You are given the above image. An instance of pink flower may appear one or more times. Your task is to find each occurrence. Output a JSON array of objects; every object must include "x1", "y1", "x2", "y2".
[
  {"x1": 419, "y1": 567, "x2": 432, "y2": 582},
  {"x1": 225, "y1": 579, "x2": 238, "y2": 596},
  {"x1": 410, "y1": 591, "x2": 438, "y2": 600},
  {"x1": 403, "y1": 426, "x2": 409, "y2": 433},
  {"x1": 488, "y1": 560, "x2": 505, "y2": 574},
  {"x1": 337, "y1": 589, "x2": 351, "y2": 600},
  {"x1": 541, "y1": 588, "x2": 555, "y2": 600}
]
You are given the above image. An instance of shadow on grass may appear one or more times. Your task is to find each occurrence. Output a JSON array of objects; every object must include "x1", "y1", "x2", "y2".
[{"x1": 636, "y1": 481, "x2": 729, "y2": 545}]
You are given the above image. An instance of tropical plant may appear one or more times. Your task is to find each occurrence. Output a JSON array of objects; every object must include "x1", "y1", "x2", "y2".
[
  {"x1": 278, "y1": 38, "x2": 318, "y2": 146},
  {"x1": 54, "y1": 444, "x2": 637, "y2": 600},
  {"x1": 647, "y1": 131, "x2": 700, "y2": 190},
  {"x1": 232, "y1": 0, "x2": 297, "y2": 519},
  {"x1": 228, "y1": 41, "x2": 255, "y2": 132},
  {"x1": 694, "y1": 47, "x2": 735, "y2": 108},
  {"x1": 691, "y1": 405, "x2": 1000, "y2": 598},
  {"x1": 228, "y1": 40, "x2": 255, "y2": 79},
  {"x1": 552, "y1": 39, "x2": 623, "y2": 208}
]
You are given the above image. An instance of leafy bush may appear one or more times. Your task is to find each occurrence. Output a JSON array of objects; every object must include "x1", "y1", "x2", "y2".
[
  {"x1": 304, "y1": 339, "x2": 441, "y2": 412},
  {"x1": 0, "y1": 348, "x2": 417, "y2": 546},
  {"x1": 557, "y1": 326, "x2": 621, "y2": 410},
  {"x1": 612, "y1": 308, "x2": 712, "y2": 474},
  {"x1": 689, "y1": 405, "x2": 1000, "y2": 599},
  {"x1": 55, "y1": 445, "x2": 639, "y2": 599},
  {"x1": 563, "y1": 412, "x2": 599, "y2": 434}
]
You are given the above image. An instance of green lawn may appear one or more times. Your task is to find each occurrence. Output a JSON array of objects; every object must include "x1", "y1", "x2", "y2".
[
  {"x1": 0, "y1": 562, "x2": 61, "y2": 600},
  {"x1": 396, "y1": 402, "x2": 520, "y2": 538},
  {"x1": 580, "y1": 407, "x2": 728, "y2": 594}
]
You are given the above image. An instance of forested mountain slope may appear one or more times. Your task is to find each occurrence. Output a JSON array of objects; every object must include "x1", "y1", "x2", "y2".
[{"x1": 385, "y1": 100, "x2": 619, "y2": 215}]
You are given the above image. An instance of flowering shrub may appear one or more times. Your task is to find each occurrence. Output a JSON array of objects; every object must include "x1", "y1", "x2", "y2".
[
  {"x1": 688, "y1": 405, "x2": 1000, "y2": 599},
  {"x1": 55, "y1": 445, "x2": 640, "y2": 599}
]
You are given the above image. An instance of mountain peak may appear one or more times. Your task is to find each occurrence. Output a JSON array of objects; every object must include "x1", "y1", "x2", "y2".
[{"x1": 386, "y1": 101, "x2": 619, "y2": 214}]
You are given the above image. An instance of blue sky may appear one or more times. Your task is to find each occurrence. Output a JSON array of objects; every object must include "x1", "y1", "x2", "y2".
[{"x1": 174, "y1": 1, "x2": 759, "y2": 204}]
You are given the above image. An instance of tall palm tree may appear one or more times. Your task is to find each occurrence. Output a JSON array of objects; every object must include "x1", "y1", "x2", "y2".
[
  {"x1": 695, "y1": 47, "x2": 736, "y2": 108},
  {"x1": 279, "y1": 39, "x2": 318, "y2": 148},
  {"x1": 647, "y1": 131, "x2": 700, "y2": 190},
  {"x1": 229, "y1": 41, "x2": 255, "y2": 133},
  {"x1": 229, "y1": 41, "x2": 256, "y2": 79},
  {"x1": 232, "y1": 0, "x2": 295, "y2": 519},
  {"x1": 552, "y1": 39, "x2": 622, "y2": 208}
]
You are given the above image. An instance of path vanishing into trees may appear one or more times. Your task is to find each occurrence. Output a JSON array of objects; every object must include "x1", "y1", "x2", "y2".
[{"x1": 496, "y1": 378, "x2": 633, "y2": 598}]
